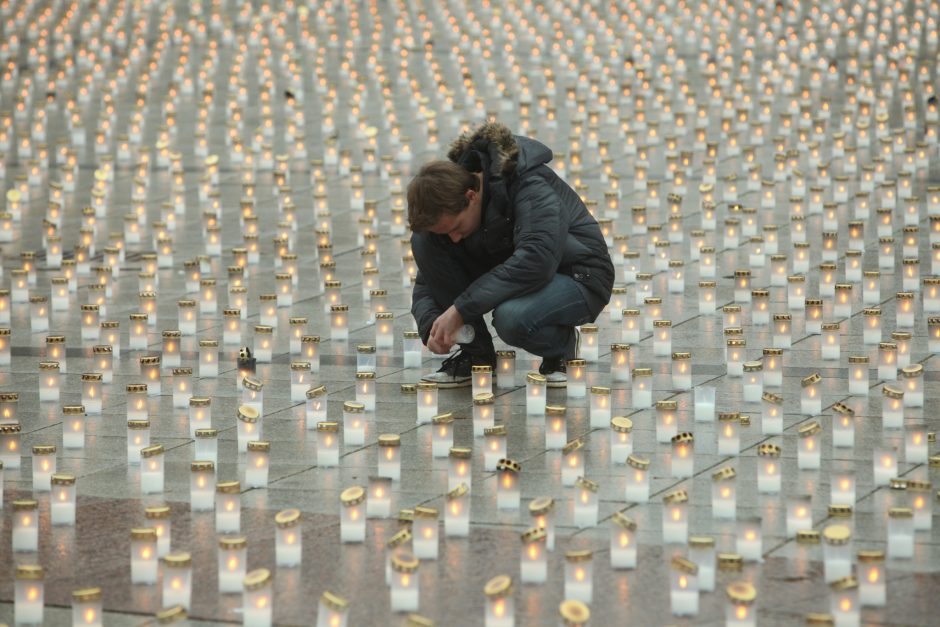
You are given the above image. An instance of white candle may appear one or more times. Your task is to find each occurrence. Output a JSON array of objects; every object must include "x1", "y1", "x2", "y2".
[
  {"x1": 377, "y1": 434, "x2": 402, "y2": 480},
  {"x1": 801, "y1": 373, "x2": 823, "y2": 415},
  {"x1": 390, "y1": 553, "x2": 420, "y2": 612},
  {"x1": 316, "y1": 591, "x2": 350, "y2": 627},
  {"x1": 32, "y1": 444, "x2": 57, "y2": 491},
  {"x1": 873, "y1": 448, "x2": 898, "y2": 486},
  {"x1": 355, "y1": 371, "x2": 376, "y2": 411},
  {"x1": 62, "y1": 405, "x2": 86, "y2": 449},
  {"x1": 858, "y1": 551, "x2": 886, "y2": 607},
  {"x1": 417, "y1": 382, "x2": 438, "y2": 424},
  {"x1": 171, "y1": 367, "x2": 193, "y2": 409},
  {"x1": 81, "y1": 373, "x2": 103, "y2": 415},
  {"x1": 484, "y1": 574, "x2": 515, "y2": 627},
  {"x1": 822, "y1": 524, "x2": 853, "y2": 583},
  {"x1": 413, "y1": 506, "x2": 440, "y2": 559},
  {"x1": 566, "y1": 359, "x2": 587, "y2": 398},
  {"x1": 694, "y1": 385, "x2": 716, "y2": 421},
  {"x1": 71, "y1": 587, "x2": 103, "y2": 627},
  {"x1": 829, "y1": 576, "x2": 860, "y2": 626},
  {"x1": 761, "y1": 392, "x2": 783, "y2": 434},
  {"x1": 632, "y1": 369, "x2": 653, "y2": 409},
  {"x1": 589, "y1": 386, "x2": 612, "y2": 428},
  {"x1": 237, "y1": 404, "x2": 262, "y2": 452},
  {"x1": 711, "y1": 466, "x2": 737, "y2": 519},
  {"x1": 162, "y1": 552, "x2": 193, "y2": 610},
  {"x1": 449, "y1": 448, "x2": 473, "y2": 493},
  {"x1": 216, "y1": 481, "x2": 242, "y2": 533},
  {"x1": 887, "y1": 507, "x2": 914, "y2": 558},
  {"x1": 245, "y1": 441, "x2": 270, "y2": 488},
  {"x1": 526, "y1": 373, "x2": 547, "y2": 415},
  {"x1": 50, "y1": 473, "x2": 77, "y2": 525},
  {"x1": 496, "y1": 459, "x2": 521, "y2": 510},
  {"x1": 670, "y1": 557, "x2": 700, "y2": 616},
  {"x1": 757, "y1": 444, "x2": 782, "y2": 494},
  {"x1": 15, "y1": 565, "x2": 44, "y2": 625},
  {"x1": 688, "y1": 536, "x2": 716, "y2": 592},
  {"x1": 190, "y1": 461, "x2": 216, "y2": 511},
  {"x1": 821, "y1": 324, "x2": 840, "y2": 360},
  {"x1": 403, "y1": 331, "x2": 422, "y2": 368},
  {"x1": 736, "y1": 518, "x2": 763, "y2": 562},
  {"x1": 130, "y1": 528, "x2": 159, "y2": 584},
  {"x1": 340, "y1": 485, "x2": 366, "y2": 542},
  {"x1": 621, "y1": 309, "x2": 641, "y2": 343},
  {"x1": 564, "y1": 550, "x2": 594, "y2": 603},
  {"x1": 199, "y1": 339, "x2": 219, "y2": 377},
  {"x1": 318, "y1": 422, "x2": 340, "y2": 466},
  {"x1": 218, "y1": 536, "x2": 248, "y2": 593},
  {"x1": 610, "y1": 512, "x2": 637, "y2": 569},
  {"x1": 496, "y1": 350, "x2": 516, "y2": 387},
  {"x1": 671, "y1": 433, "x2": 694, "y2": 478},
  {"x1": 305, "y1": 386, "x2": 328, "y2": 430},
  {"x1": 242, "y1": 568, "x2": 273, "y2": 627},
  {"x1": 725, "y1": 581, "x2": 757, "y2": 627},
  {"x1": 275, "y1": 508, "x2": 303, "y2": 567},
  {"x1": 342, "y1": 401, "x2": 366, "y2": 447},
  {"x1": 662, "y1": 489, "x2": 689, "y2": 544},
  {"x1": 718, "y1": 413, "x2": 741, "y2": 455},
  {"x1": 520, "y1": 528, "x2": 548, "y2": 584},
  {"x1": 39, "y1": 362, "x2": 60, "y2": 402},
  {"x1": 787, "y1": 494, "x2": 813, "y2": 537},
  {"x1": 672, "y1": 352, "x2": 692, "y2": 390},
  {"x1": 483, "y1": 426, "x2": 507, "y2": 472},
  {"x1": 445, "y1": 483, "x2": 470, "y2": 537},
  {"x1": 330, "y1": 304, "x2": 349, "y2": 342}
]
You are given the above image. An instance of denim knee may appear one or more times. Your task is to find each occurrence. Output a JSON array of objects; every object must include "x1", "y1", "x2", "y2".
[{"x1": 492, "y1": 302, "x2": 531, "y2": 346}]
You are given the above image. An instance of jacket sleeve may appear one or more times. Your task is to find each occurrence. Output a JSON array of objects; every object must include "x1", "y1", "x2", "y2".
[
  {"x1": 453, "y1": 176, "x2": 566, "y2": 319},
  {"x1": 411, "y1": 269, "x2": 441, "y2": 344}
]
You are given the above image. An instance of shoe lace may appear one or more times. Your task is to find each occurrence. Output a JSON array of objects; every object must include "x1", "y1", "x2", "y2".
[{"x1": 440, "y1": 348, "x2": 468, "y2": 373}]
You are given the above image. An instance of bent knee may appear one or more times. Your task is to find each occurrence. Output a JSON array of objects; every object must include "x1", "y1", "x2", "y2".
[{"x1": 492, "y1": 304, "x2": 530, "y2": 346}]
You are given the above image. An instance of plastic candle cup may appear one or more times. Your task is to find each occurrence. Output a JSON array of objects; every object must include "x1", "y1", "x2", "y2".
[
  {"x1": 537, "y1": 404, "x2": 565, "y2": 450},
  {"x1": 140, "y1": 356, "x2": 161, "y2": 395},
  {"x1": 496, "y1": 458, "x2": 522, "y2": 510},
  {"x1": 858, "y1": 550, "x2": 886, "y2": 607},
  {"x1": 887, "y1": 507, "x2": 914, "y2": 558},
  {"x1": 253, "y1": 325, "x2": 274, "y2": 363},
  {"x1": 215, "y1": 481, "x2": 242, "y2": 534},
  {"x1": 162, "y1": 330, "x2": 181, "y2": 368},
  {"x1": 171, "y1": 367, "x2": 193, "y2": 409},
  {"x1": 374, "y1": 312, "x2": 394, "y2": 349},
  {"x1": 448, "y1": 447, "x2": 473, "y2": 492},
  {"x1": 736, "y1": 518, "x2": 763, "y2": 562},
  {"x1": 189, "y1": 460, "x2": 216, "y2": 511},
  {"x1": 340, "y1": 485, "x2": 366, "y2": 542},
  {"x1": 484, "y1": 574, "x2": 514, "y2": 627},
  {"x1": 413, "y1": 506, "x2": 440, "y2": 559},
  {"x1": 428, "y1": 412, "x2": 454, "y2": 457},
  {"x1": 566, "y1": 359, "x2": 587, "y2": 398},
  {"x1": 526, "y1": 373, "x2": 547, "y2": 415},
  {"x1": 403, "y1": 331, "x2": 422, "y2": 368},
  {"x1": 472, "y1": 364, "x2": 493, "y2": 396},
  {"x1": 560, "y1": 438, "x2": 585, "y2": 487},
  {"x1": 330, "y1": 304, "x2": 349, "y2": 342},
  {"x1": 162, "y1": 552, "x2": 193, "y2": 610},
  {"x1": 829, "y1": 576, "x2": 859, "y2": 626},
  {"x1": 342, "y1": 401, "x2": 366, "y2": 447},
  {"x1": 218, "y1": 536, "x2": 248, "y2": 593},
  {"x1": 564, "y1": 550, "x2": 594, "y2": 603},
  {"x1": 495, "y1": 350, "x2": 516, "y2": 388},
  {"x1": 223, "y1": 309, "x2": 242, "y2": 345},
  {"x1": 711, "y1": 466, "x2": 737, "y2": 519},
  {"x1": 717, "y1": 412, "x2": 741, "y2": 455},
  {"x1": 316, "y1": 591, "x2": 349, "y2": 627},
  {"x1": 609, "y1": 512, "x2": 637, "y2": 569},
  {"x1": 72, "y1": 587, "x2": 103, "y2": 627},
  {"x1": 198, "y1": 340, "x2": 218, "y2": 377},
  {"x1": 390, "y1": 552, "x2": 420, "y2": 612},
  {"x1": 242, "y1": 568, "x2": 273, "y2": 627},
  {"x1": 39, "y1": 361, "x2": 61, "y2": 402},
  {"x1": 355, "y1": 371, "x2": 376, "y2": 411},
  {"x1": 800, "y1": 373, "x2": 823, "y2": 415},
  {"x1": 662, "y1": 489, "x2": 690, "y2": 544},
  {"x1": 631, "y1": 368, "x2": 653, "y2": 409},
  {"x1": 822, "y1": 524, "x2": 853, "y2": 582},
  {"x1": 236, "y1": 404, "x2": 262, "y2": 453},
  {"x1": 484, "y1": 425, "x2": 508, "y2": 472},
  {"x1": 32, "y1": 444, "x2": 57, "y2": 491},
  {"x1": 671, "y1": 433, "x2": 695, "y2": 478},
  {"x1": 621, "y1": 309, "x2": 641, "y2": 343},
  {"x1": 873, "y1": 447, "x2": 898, "y2": 486},
  {"x1": 653, "y1": 320, "x2": 673, "y2": 356},
  {"x1": 670, "y1": 557, "x2": 700, "y2": 616},
  {"x1": 130, "y1": 527, "x2": 159, "y2": 584},
  {"x1": 416, "y1": 382, "x2": 439, "y2": 424},
  {"x1": 688, "y1": 536, "x2": 717, "y2": 592},
  {"x1": 356, "y1": 344, "x2": 377, "y2": 373},
  {"x1": 761, "y1": 392, "x2": 783, "y2": 434},
  {"x1": 377, "y1": 434, "x2": 402, "y2": 480},
  {"x1": 92, "y1": 345, "x2": 113, "y2": 383},
  {"x1": 520, "y1": 528, "x2": 548, "y2": 583},
  {"x1": 81, "y1": 373, "x2": 103, "y2": 414},
  {"x1": 725, "y1": 581, "x2": 757, "y2": 627},
  {"x1": 62, "y1": 405, "x2": 87, "y2": 449},
  {"x1": 245, "y1": 441, "x2": 270, "y2": 488},
  {"x1": 589, "y1": 386, "x2": 611, "y2": 427},
  {"x1": 579, "y1": 324, "x2": 599, "y2": 361},
  {"x1": 900, "y1": 364, "x2": 924, "y2": 407},
  {"x1": 445, "y1": 482, "x2": 470, "y2": 537},
  {"x1": 757, "y1": 444, "x2": 782, "y2": 493},
  {"x1": 831, "y1": 403, "x2": 856, "y2": 448},
  {"x1": 15, "y1": 565, "x2": 44, "y2": 625},
  {"x1": 50, "y1": 473, "x2": 77, "y2": 525},
  {"x1": 787, "y1": 494, "x2": 813, "y2": 537},
  {"x1": 274, "y1": 508, "x2": 302, "y2": 567}
]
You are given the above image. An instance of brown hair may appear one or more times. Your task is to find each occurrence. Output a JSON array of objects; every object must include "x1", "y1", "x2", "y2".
[{"x1": 407, "y1": 160, "x2": 480, "y2": 232}]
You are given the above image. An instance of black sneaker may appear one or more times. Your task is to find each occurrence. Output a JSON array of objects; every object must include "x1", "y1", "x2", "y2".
[
  {"x1": 421, "y1": 348, "x2": 496, "y2": 388},
  {"x1": 539, "y1": 357, "x2": 567, "y2": 388}
]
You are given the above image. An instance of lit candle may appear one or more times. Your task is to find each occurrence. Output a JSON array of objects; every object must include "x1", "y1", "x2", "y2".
[
  {"x1": 162, "y1": 552, "x2": 193, "y2": 610},
  {"x1": 162, "y1": 330, "x2": 181, "y2": 368},
  {"x1": 253, "y1": 325, "x2": 274, "y2": 363},
  {"x1": 15, "y1": 565, "x2": 44, "y2": 624},
  {"x1": 403, "y1": 331, "x2": 422, "y2": 368},
  {"x1": 236, "y1": 404, "x2": 262, "y2": 453},
  {"x1": 829, "y1": 576, "x2": 860, "y2": 626},
  {"x1": 621, "y1": 308, "x2": 641, "y2": 343},
  {"x1": 272, "y1": 508, "x2": 302, "y2": 567},
  {"x1": 711, "y1": 466, "x2": 737, "y2": 520},
  {"x1": 726, "y1": 339, "x2": 745, "y2": 376},
  {"x1": 130, "y1": 527, "x2": 159, "y2": 584},
  {"x1": 520, "y1": 528, "x2": 548, "y2": 583},
  {"x1": 787, "y1": 275, "x2": 806, "y2": 309},
  {"x1": 72, "y1": 587, "x2": 103, "y2": 627},
  {"x1": 50, "y1": 473, "x2": 77, "y2": 525},
  {"x1": 831, "y1": 403, "x2": 856, "y2": 448},
  {"x1": 340, "y1": 485, "x2": 366, "y2": 542},
  {"x1": 32, "y1": 444, "x2": 57, "y2": 491},
  {"x1": 223, "y1": 309, "x2": 242, "y2": 345},
  {"x1": 541, "y1": 405, "x2": 566, "y2": 450},
  {"x1": 725, "y1": 581, "x2": 757, "y2": 627},
  {"x1": 330, "y1": 304, "x2": 349, "y2": 342},
  {"x1": 572, "y1": 478, "x2": 599, "y2": 529},
  {"x1": 580, "y1": 324, "x2": 599, "y2": 362},
  {"x1": 140, "y1": 356, "x2": 162, "y2": 395},
  {"x1": 449, "y1": 447, "x2": 473, "y2": 492},
  {"x1": 892, "y1": 331, "x2": 912, "y2": 368},
  {"x1": 900, "y1": 364, "x2": 924, "y2": 407},
  {"x1": 718, "y1": 412, "x2": 741, "y2": 456},
  {"x1": 526, "y1": 373, "x2": 547, "y2": 416},
  {"x1": 216, "y1": 481, "x2": 242, "y2": 533},
  {"x1": 484, "y1": 574, "x2": 514, "y2": 627},
  {"x1": 245, "y1": 441, "x2": 270, "y2": 488},
  {"x1": 316, "y1": 591, "x2": 349, "y2": 627},
  {"x1": 670, "y1": 352, "x2": 692, "y2": 390},
  {"x1": 798, "y1": 421, "x2": 822, "y2": 470},
  {"x1": 671, "y1": 433, "x2": 695, "y2": 478},
  {"x1": 342, "y1": 401, "x2": 366, "y2": 447},
  {"x1": 390, "y1": 553, "x2": 420, "y2": 612},
  {"x1": 218, "y1": 535, "x2": 248, "y2": 593},
  {"x1": 858, "y1": 550, "x2": 886, "y2": 607},
  {"x1": 196, "y1": 339, "x2": 218, "y2": 378},
  {"x1": 653, "y1": 320, "x2": 672, "y2": 356},
  {"x1": 736, "y1": 518, "x2": 763, "y2": 562},
  {"x1": 188, "y1": 460, "x2": 216, "y2": 511},
  {"x1": 631, "y1": 368, "x2": 653, "y2": 409},
  {"x1": 39, "y1": 361, "x2": 60, "y2": 402},
  {"x1": 355, "y1": 371, "x2": 376, "y2": 411},
  {"x1": 670, "y1": 557, "x2": 700, "y2": 616},
  {"x1": 822, "y1": 524, "x2": 853, "y2": 582},
  {"x1": 417, "y1": 382, "x2": 439, "y2": 424},
  {"x1": 663, "y1": 489, "x2": 689, "y2": 544},
  {"x1": 496, "y1": 350, "x2": 516, "y2": 388},
  {"x1": 564, "y1": 550, "x2": 594, "y2": 603},
  {"x1": 896, "y1": 291, "x2": 915, "y2": 327},
  {"x1": 757, "y1": 444, "x2": 782, "y2": 494},
  {"x1": 378, "y1": 434, "x2": 402, "y2": 480},
  {"x1": 801, "y1": 373, "x2": 822, "y2": 415},
  {"x1": 80, "y1": 304, "x2": 99, "y2": 341},
  {"x1": 608, "y1": 343, "x2": 630, "y2": 383},
  {"x1": 412, "y1": 505, "x2": 440, "y2": 559},
  {"x1": 470, "y1": 364, "x2": 493, "y2": 397},
  {"x1": 496, "y1": 458, "x2": 521, "y2": 510},
  {"x1": 242, "y1": 568, "x2": 273, "y2": 626}
]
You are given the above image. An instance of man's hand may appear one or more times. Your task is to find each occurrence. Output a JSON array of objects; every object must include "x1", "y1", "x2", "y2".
[{"x1": 427, "y1": 305, "x2": 464, "y2": 354}]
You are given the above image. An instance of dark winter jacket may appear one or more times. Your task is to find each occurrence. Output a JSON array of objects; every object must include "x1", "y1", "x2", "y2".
[{"x1": 413, "y1": 122, "x2": 614, "y2": 325}]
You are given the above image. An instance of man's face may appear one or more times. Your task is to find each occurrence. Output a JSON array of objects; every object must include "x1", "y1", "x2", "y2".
[{"x1": 428, "y1": 187, "x2": 482, "y2": 243}]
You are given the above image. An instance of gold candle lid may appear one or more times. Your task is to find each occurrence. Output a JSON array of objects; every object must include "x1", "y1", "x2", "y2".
[
  {"x1": 545, "y1": 405, "x2": 566, "y2": 416},
  {"x1": 712, "y1": 466, "x2": 736, "y2": 482},
  {"x1": 145, "y1": 505, "x2": 171, "y2": 519},
  {"x1": 275, "y1": 508, "x2": 301, "y2": 528},
  {"x1": 216, "y1": 480, "x2": 241, "y2": 494},
  {"x1": 496, "y1": 350, "x2": 516, "y2": 358},
  {"x1": 575, "y1": 477, "x2": 598, "y2": 493},
  {"x1": 526, "y1": 372, "x2": 546, "y2": 384},
  {"x1": 51, "y1": 473, "x2": 76, "y2": 486},
  {"x1": 140, "y1": 444, "x2": 164, "y2": 458},
  {"x1": 291, "y1": 361, "x2": 312, "y2": 371},
  {"x1": 340, "y1": 485, "x2": 365, "y2": 506},
  {"x1": 689, "y1": 535, "x2": 715, "y2": 549},
  {"x1": 496, "y1": 459, "x2": 521, "y2": 473},
  {"x1": 611, "y1": 416, "x2": 633, "y2": 433},
  {"x1": 627, "y1": 455, "x2": 650, "y2": 470},
  {"x1": 559, "y1": 599, "x2": 590, "y2": 625},
  {"x1": 242, "y1": 377, "x2": 264, "y2": 391},
  {"x1": 405, "y1": 614, "x2": 433, "y2": 627},
  {"x1": 320, "y1": 590, "x2": 348, "y2": 612},
  {"x1": 72, "y1": 587, "x2": 102, "y2": 602},
  {"x1": 883, "y1": 385, "x2": 903, "y2": 399},
  {"x1": 671, "y1": 556, "x2": 698, "y2": 574},
  {"x1": 718, "y1": 552, "x2": 744, "y2": 570},
  {"x1": 16, "y1": 564, "x2": 44, "y2": 580},
  {"x1": 589, "y1": 386, "x2": 610, "y2": 395},
  {"x1": 378, "y1": 434, "x2": 401, "y2": 447},
  {"x1": 718, "y1": 411, "x2": 739, "y2": 422},
  {"x1": 529, "y1": 496, "x2": 555, "y2": 515},
  {"x1": 830, "y1": 575, "x2": 858, "y2": 591},
  {"x1": 237, "y1": 405, "x2": 260, "y2": 422},
  {"x1": 565, "y1": 549, "x2": 593, "y2": 563},
  {"x1": 391, "y1": 553, "x2": 419, "y2": 573},
  {"x1": 62, "y1": 405, "x2": 85, "y2": 415},
  {"x1": 471, "y1": 364, "x2": 492, "y2": 374},
  {"x1": 247, "y1": 440, "x2": 270, "y2": 453},
  {"x1": 432, "y1": 412, "x2": 454, "y2": 425},
  {"x1": 612, "y1": 511, "x2": 637, "y2": 531},
  {"x1": 400, "y1": 384, "x2": 417, "y2": 394},
  {"x1": 828, "y1": 504, "x2": 853, "y2": 518},
  {"x1": 417, "y1": 382, "x2": 438, "y2": 392},
  {"x1": 190, "y1": 460, "x2": 214, "y2": 472},
  {"x1": 81, "y1": 372, "x2": 103, "y2": 382},
  {"x1": 14, "y1": 499, "x2": 38, "y2": 511},
  {"x1": 343, "y1": 401, "x2": 365, "y2": 413},
  {"x1": 562, "y1": 439, "x2": 584, "y2": 456},
  {"x1": 805, "y1": 613, "x2": 835, "y2": 625},
  {"x1": 857, "y1": 549, "x2": 885, "y2": 562},
  {"x1": 131, "y1": 527, "x2": 158, "y2": 541},
  {"x1": 672, "y1": 351, "x2": 691, "y2": 360},
  {"x1": 195, "y1": 428, "x2": 218, "y2": 438},
  {"x1": 801, "y1": 373, "x2": 822, "y2": 387},
  {"x1": 762, "y1": 392, "x2": 783, "y2": 405},
  {"x1": 243, "y1": 568, "x2": 272, "y2": 591},
  {"x1": 901, "y1": 364, "x2": 923, "y2": 378},
  {"x1": 656, "y1": 400, "x2": 678, "y2": 411},
  {"x1": 414, "y1": 506, "x2": 438, "y2": 519},
  {"x1": 832, "y1": 402, "x2": 854, "y2": 415},
  {"x1": 484, "y1": 574, "x2": 512, "y2": 598},
  {"x1": 743, "y1": 361, "x2": 762, "y2": 372},
  {"x1": 127, "y1": 383, "x2": 148, "y2": 393},
  {"x1": 799, "y1": 421, "x2": 822, "y2": 437},
  {"x1": 757, "y1": 444, "x2": 780, "y2": 457},
  {"x1": 484, "y1": 425, "x2": 507, "y2": 437},
  {"x1": 219, "y1": 535, "x2": 247, "y2": 550},
  {"x1": 305, "y1": 385, "x2": 328, "y2": 400},
  {"x1": 796, "y1": 530, "x2": 820, "y2": 544},
  {"x1": 189, "y1": 397, "x2": 211, "y2": 407},
  {"x1": 449, "y1": 447, "x2": 472, "y2": 459},
  {"x1": 447, "y1": 483, "x2": 469, "y2": 500},
  {"x1": 727, "y1": 581, "x2": 756, "y2": 604},
  {"x1": 672, "y1": 432, "x2": 694, "y2": 445},
  {"x1": 823, "y1": 524, "x2": 851, "y2": 545},
  {"x1": 663, "y1": 489, "x2": 689, "y2": 504},
  {"x1": 171, "y1": 367, "x2": 192, "y2": 377},
  {"x1": 164, "y1": 551, "x2": 192, "y2": 568},
  {"x1": 888, "y1": 507, "x2": 913, "y2": 519}
]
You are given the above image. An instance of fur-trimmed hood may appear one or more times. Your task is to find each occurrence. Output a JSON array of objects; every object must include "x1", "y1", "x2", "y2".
[{"x1": 447, "y1": 121, "x2": 550, "y2": 179}]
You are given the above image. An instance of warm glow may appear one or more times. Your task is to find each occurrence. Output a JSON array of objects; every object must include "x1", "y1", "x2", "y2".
[{"x1": 678, "y1": 575, "x2": 688, "y2": 589}]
